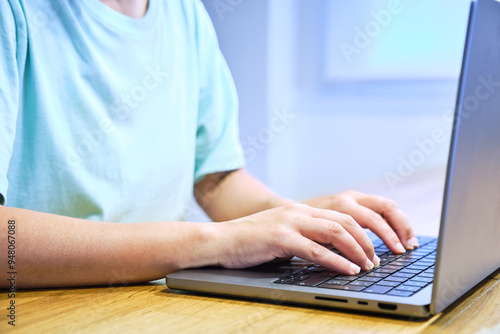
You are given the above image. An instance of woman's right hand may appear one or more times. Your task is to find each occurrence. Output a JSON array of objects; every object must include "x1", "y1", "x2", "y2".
[{"x1": 211, "y1": 203, "x2": 380, "y2": 275}]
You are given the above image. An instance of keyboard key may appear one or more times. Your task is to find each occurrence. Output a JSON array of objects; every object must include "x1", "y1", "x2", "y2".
[
  {"x1": 392, "y1": 273, "x2": 415, "y2": 279},
  {"x1": 348, "y1": 281, "x2": 374, "y2": 287},
  {"x1": 411, "y1": 252, "x2": 431, "y2": 257},
  {"x1": 386, "y1": 253, "x2": 399, "y2": 258},
  {"x1": 293, "y1": 268, "x2": 310, "y2": 275},
  {"x1": 384, "y1": 276, "x2": 409, "y2": 283},
  {"x1": 419, "y1": 258, "x2": 435, "y2": 262},
  {"x1": 317, "y1": 283, "x2": 366, "y2": 291},
  {"x1": 416, "y1": 261, "x2": 434, "y2": 267},
  {"x1": 417, "y1": 238, "x2": 429, "y2": 244},
  {"x1": 283, "y1": 269, "x2": 308, "y2": 279},
  {"x1": 363, "y1": 285, "x2": 393, "y2": 294},
  {"x1": 377, "y1": 280, "x2": 401, "y2": 287},
  {"x1": 419, "y1": 273, "x2": 434, "y2": 278},
  {"x1": 358, "y1": 276, "x2": 383, "y2": 283},
  {"x1": 384, "y1": 265, "x2": 404, "y2": 270},
  {"x1": 375, "y1": 268, "x2": 398, "y2": 274},
  {"x1": 319, "y1": 271, "x2": 340, "y2": 277},
  {"x1": 358, "y1": 270, "x2": 373, "y2": 276},
  {"x1": 400, "y1": 269, "x2": 421, "y2": 275},
  {"x1": 335, "y1": 275, "x2": 360, "y2": 281},
  {"x1": 413, "y1": 276, "x2": 433, "y2": 283},
  {"x1": 387, "y1": 290, "x2": 414, "y2": 297},
  {"x1": 407, "y1": 265, "x2": 429, "y2": 271},
  {"x1": 365, "y1": 272, "x2": 390, "y2": 278},
  {"x1": 289, "y1": 276, "x2": 331, "y2": 287},
  {"x1": 375, "y1": 251, "x2": 390, "y2": 257},
  {"x1": 401, "y1": 254, "x2": 422, "y2": 259},
  {"x1": 404, "y1": 280, "x2": 428, "y2": 288},
  {"x1": 401, "y1": 258, "x2": 421, "y2": 263},
  {"x1": 375, "y1": 246, "x2": 390, "y2": 252},
  {"x1": 323, "y1": 279, "x2": 350, "y2": 286},
  {"x1": 396, "y1": 285, "x2": 421, "y2": 292}
]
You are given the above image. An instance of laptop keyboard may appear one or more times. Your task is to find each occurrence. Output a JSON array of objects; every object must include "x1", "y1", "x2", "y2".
[{"x1": 273, "y1": 236, "x2": 437, "y2": 297}]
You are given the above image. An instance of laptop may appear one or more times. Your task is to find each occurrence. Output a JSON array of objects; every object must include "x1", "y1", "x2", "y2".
[{"x1": 166, "y1": 0, "x2": 500, "y2": 318}]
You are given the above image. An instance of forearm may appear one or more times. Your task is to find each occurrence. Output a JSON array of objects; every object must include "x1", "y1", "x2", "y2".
[
  {"x1": 195, "y1": 169, "x2": 294, "y2": 222},
  {"x1": 0, "y1": 206, "x2": 217, "y2": 289}
]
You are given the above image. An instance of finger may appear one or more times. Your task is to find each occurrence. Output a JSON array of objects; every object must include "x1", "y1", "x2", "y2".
[
  {"x1": 305, "y1": 207, "x2": 376, "y2": 265},
  {"x1": 323, "y1": 202, "x2": 381, "y2": 265},
  {"x1": 347, "y1": 203, "x2": 406, "y2": 254},
  {"x1": 296, "y1": 217, "x2": 374, "y2": 271},
  {"x1": 357, "y1": 196, "x2": 418, "y2": 251},
  {"x1": 287, "y1": 236, "x2": 361, "y2": 275}
]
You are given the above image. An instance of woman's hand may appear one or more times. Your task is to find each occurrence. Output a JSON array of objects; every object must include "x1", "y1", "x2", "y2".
[
  {"x1": 212, "y1": 203, "x2": 380, "y2": 275},
  {"x1": 303, "y1": 191, "x2": 418, "y2": 254}
]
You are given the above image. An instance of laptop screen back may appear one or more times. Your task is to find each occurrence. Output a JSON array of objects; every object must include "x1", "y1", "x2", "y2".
[{"x1": 432, "y1": 0, "x2": 500, "y2": 314}]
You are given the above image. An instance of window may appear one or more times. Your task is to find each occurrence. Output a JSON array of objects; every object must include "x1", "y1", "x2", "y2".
[{"x1": 324, "y1": 0, "x2": 471, "y2": 81}]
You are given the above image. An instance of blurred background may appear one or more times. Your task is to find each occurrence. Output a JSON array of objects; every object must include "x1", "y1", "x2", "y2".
[{"x1": 192, "y1": 0, "x2": 472, "y2": 232}]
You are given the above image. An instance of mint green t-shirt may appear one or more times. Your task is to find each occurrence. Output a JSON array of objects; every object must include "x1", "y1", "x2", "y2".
[{"x1": 0, "y1": 0, "x2": 245, "y2": 222}]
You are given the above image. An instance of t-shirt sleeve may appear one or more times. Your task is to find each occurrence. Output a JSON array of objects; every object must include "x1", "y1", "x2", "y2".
[
  {"x1": 192, "y1": 1, "x2": 246, "y2": 183},
  {"x1": 0, "y1": 1, "x2": 24, "y2": 205}
]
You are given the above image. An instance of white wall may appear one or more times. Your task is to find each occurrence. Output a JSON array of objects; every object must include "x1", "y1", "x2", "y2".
[
  {"x1": 202, "y1": 0, "x2": 471, "y2": 203},
  {"x1": 202, "y1": 0, "x2": 270, "y2": 182},
  {"x1": 267, "y1": 0, "x2": 470, "y2": 200}
]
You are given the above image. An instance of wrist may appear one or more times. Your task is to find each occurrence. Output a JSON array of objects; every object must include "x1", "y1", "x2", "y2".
[{"x1": 172, "y1": 222, "x2": 221, "y2": 270}]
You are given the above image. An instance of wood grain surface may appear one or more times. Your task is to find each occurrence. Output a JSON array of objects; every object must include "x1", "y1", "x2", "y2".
[{"x1": 1, "y1": 277, "x2": 499, "y2": 334}]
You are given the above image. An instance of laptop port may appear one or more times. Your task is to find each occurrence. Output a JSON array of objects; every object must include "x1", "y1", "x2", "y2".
[
  {"x1": 378, "y1": 303, "x2": 397, "y2": 311},
  {"x1": 315, "y1": 296, "x2": 348, "y2": 303}
]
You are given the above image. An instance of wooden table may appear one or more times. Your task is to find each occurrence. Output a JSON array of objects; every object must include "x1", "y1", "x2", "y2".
[
  {"x1": 1, "y1": 273, "x2": 499, "y2": 334},
  {"x1": 2, "y1": 168, "x2": 500, "y2": 333}
]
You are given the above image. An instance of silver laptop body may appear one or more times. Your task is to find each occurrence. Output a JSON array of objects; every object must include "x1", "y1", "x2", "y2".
[{"x1": 167, "y1": 0, "x2": 500, "y2": 318}]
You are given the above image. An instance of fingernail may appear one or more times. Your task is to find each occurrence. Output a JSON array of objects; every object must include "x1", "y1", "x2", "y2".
[
  {"x1": 407, "y1": 237, "x2": 419, "y2": 249},
  {"x1": 350, "y1": 263, "x2": 361, "y2": 275},
  {"x1": 365, "y1": 259, "x2": 374, "y2": 271},
  {"x1": 396, "y1": 242, "x2": 406, "y2": 254},
  {"x1": 372, "y1": 255, "x2": 381, "y2": 267}
]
